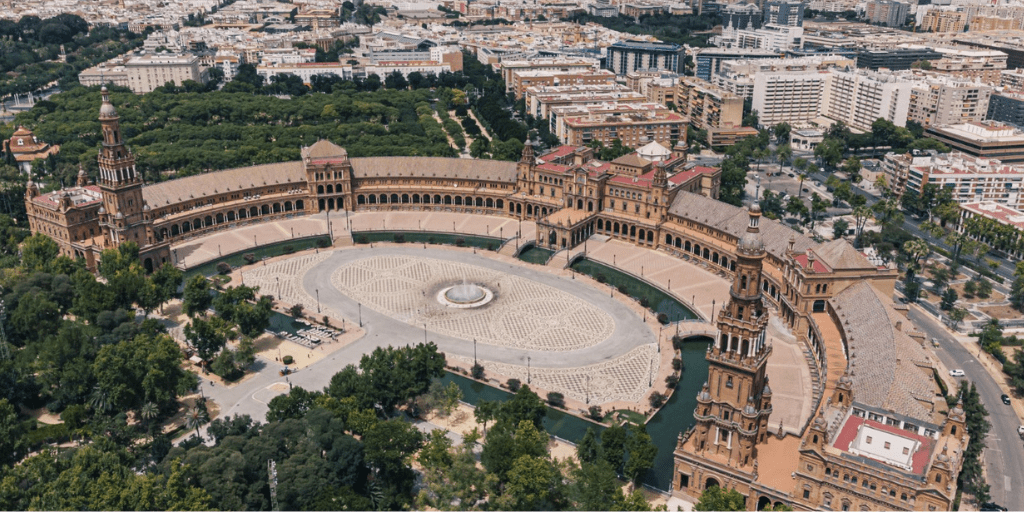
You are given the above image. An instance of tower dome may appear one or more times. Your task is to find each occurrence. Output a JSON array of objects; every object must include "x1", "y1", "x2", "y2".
[{"x1": 99, "y1": 86, "x2": 118, "y2": 119}]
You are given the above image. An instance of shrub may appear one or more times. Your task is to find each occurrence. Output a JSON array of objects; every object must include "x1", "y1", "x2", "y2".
[
  {"x1": 471, "y1": 363, "x2": 485, "y2": 380},
  {"x1": 617, "y1": 284, "x2": 629, "y2": 295},
  {"x1": 639, "y1": 297, "x2": 650, "y2": 308},
  {"x1": 672, "y1": 358, "x2": 684, "y2": 372},
  {"x1": 289, "y1": 304, "x2": 304, "y2": 317},
  {"x1": 455, "y1": 237, "x2": 466, "y2": 247},
  {"x1": 282, "y1": 245, "x2": 295, "y2": 254},
  {"x1": 595, "y1": 272, "x2": 607, "y2": 284},
  {"x1": 665, "y1": 374, "x2": 679, "y2": 388},
  {"x1": 649, "y1": 391, "x2": 667, "y2": 408},
  {"x1": 547, "y1": 392, "x2": 565, "y2": 408},
  {"x1": 282, "y1": 355, "x2": 294, "y2": 365},
  {"x1": 322, "y1": 315, "x2": 330, "y2": 326},
  {"x1": 394, "y1": 233, "x2": 406, "y2": 243},
  {"x1": 243, "y1": 253, "x2": 256, "y2": 264},
  {"x1": 316, "y1": 238, "x2": 332, "y2": 248},
  {"x1": 507, "y1": 378, "x2": 521, "y2": 392},
  {"x1": 657, "y1": 313, "x2": 669, "y2": 324},
  {"x1": 487, "y1": 243, "x2": 496, "y2": 251},
  {"x1": 428, "y1": 236, "x2": 436, "y2": 244},
  {"x1": 216, "y1": 262, "x2": 231, "y2": 275},
  {"x1": 587, "y1": 405, "x2": 604, "y2": 421},
  {"x1": 356, "y1": 235, "x2": 369, "y2": 244}
]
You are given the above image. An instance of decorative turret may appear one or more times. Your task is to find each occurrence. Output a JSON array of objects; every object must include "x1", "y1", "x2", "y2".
[
  {"x1": 653, "y1": 162, "x2": 668, "y2": 189},
  {"x1": 520, "y1": 139, "x2": 536, "y2": 165},
  {"x1": 96, "y1": 88, "x2": 147, "y2": 247},
  {"x1": 25, "y1": 178, "x2": 38, "y2": 199}
]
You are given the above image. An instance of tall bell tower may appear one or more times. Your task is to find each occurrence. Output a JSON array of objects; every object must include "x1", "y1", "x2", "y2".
[
  {"x1": 96, "y1": 86, "x2": 150, "y2": 247},
  {"x1": 691, "y1": 203, "x2": 773, "y2": 468}
]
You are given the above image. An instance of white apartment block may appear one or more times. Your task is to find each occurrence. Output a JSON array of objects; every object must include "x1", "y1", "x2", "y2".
[
  {"x1": 712, "y1": 23, "x2": 804, "y2": 53},
  {"x1": 257, "y1": 62, "x2": 354, "y2": 83},
  {"x1": 752, "y1": 71, "x2": 828, "y2": 126},
  {"x1": 887, "y1": 150, "x2": 1024, "y2": 210},
  {"x1": 907, "y1": 75, "x2": 991, "y2": 128},
  {"x1": 822, "y1": 69, "x2": 912, "y2": 131},
  {"x1": 523, "y1": 84, "x2": 644, "y2": 119},
  {"x1": 714, "y1": 55, "x2": 855, "y2": 100},
  {"x1": 364, "y1": 61, "x2": 452, "y2": 78},
  {"x1": 125, "y1": 53, "x2": 206, "y2": 94}
]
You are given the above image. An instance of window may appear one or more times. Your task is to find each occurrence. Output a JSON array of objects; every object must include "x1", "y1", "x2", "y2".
[
  {"x1": 884, "y1": 442, "x2": 891, "y2": 449},
  {"x1": 866, "y1": 436, "x2": 872, "y2": 444},
  {"x1": 902, "y1": 447, "x2": 910, "y2": 455},
  {"x1": 803, "y1": 489, "x2": 811, "y2": 499},
  {"x1": 726, "y1": 376, "x2": 733, "y2": 388}
]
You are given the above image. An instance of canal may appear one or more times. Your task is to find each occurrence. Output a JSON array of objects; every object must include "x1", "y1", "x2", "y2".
[
  {"x1": 516, "y1": 245, "x2": 554, "y2": 265},
  {"x1": 439, "y1": 335, "x2": 711, "y2": 492},
  {"x1": 570, "y1": 258, "x2": 699, "y2": 322}
]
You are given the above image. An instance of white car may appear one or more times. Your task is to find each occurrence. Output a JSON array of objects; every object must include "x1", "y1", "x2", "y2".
[{"x1": 949, "y1": 369, "x2": 966, "y2": 377}]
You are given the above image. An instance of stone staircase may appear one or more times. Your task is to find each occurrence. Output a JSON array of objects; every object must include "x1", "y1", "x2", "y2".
[
  {"x1": 332, "y1": 233, "x2": 354, "y2": 248},
  {"x1": 802, "y1": 346, "x2": 824, "y2": 412},
  {"x1": 546, "y1": 249, "x2": 569, "y2": 268}
]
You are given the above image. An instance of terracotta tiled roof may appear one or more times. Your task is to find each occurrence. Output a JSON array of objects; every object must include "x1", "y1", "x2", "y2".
[
  {"x1": 668, "y1": 192, "x2": 817, "y2": 257},
  {"x1": 830, "y1": 282, "x2": 938, "y2": 423},
  {"x1": 143, "y1": 162, "x2": 305, "y2": 206},
  {"x1": 349, "y1": 157, "x2": 517, "y2": 182},
  {"x1": 814, "y1": 239, "x2": 876, "y2": 271},
  {"x1": 302, "y1": 140, "x2": 347, "y2": 161}
]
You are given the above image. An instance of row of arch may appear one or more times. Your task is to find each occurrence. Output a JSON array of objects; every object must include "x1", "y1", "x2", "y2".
[
  {"x1": 596, "y1": 218, "x2": 656, "y2": 245},
  {"x1": 158, "y1": 200, "x2": 304, "y2": 240},
  {"x1": 356, "y1": 193, "x2": 505, "y2": 210},
  {"x1": 508, "y1": 201, "x2": 551, "y2": 219}
]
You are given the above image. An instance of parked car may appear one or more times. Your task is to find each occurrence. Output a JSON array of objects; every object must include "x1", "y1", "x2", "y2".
[
  {"x1": 1003, "y1": 394, "x2": 1012, "y2": 405},
  {"x1": 981, "y1": 502, "x2": 1008, "y2": 511},
  {"x1": 949, "y1": 369, "x2": 966, "y2": 377},
  {"x1": 932, "y1": 338, "x2": 940, "y2": 347}
]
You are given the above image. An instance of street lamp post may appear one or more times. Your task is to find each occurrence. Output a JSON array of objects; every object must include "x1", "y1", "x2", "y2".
[
  {"x1": 586, "y1": 374, "x2": 590, "y2": 404},
  {"x1": 358, "y1": 303, "x2": 362, "y2": 327},
  {"x1": 218, "y1": 244, "x2": 221, "y2": 256},
  {"x1": 316, "y1": 288, "x2": 320, "y2": 313},
  {"x1": 253, "y1": 235, "x2": 257, "y2": 247},
  {"x1": 527, "y1": 356, "x2": 531, "y2": 384},
  {"x1": 424, "y1": 323, "x2": 427, "y2": 343},
  {"x1": 712, "y1": 299, "x2": 717, "y2": 321},
  {"x1": 276, "y1": 277, "x2": 280, "y2": 300},
  {"x1": 473, "y1": 338, "x2": 477, "y2": 366}
]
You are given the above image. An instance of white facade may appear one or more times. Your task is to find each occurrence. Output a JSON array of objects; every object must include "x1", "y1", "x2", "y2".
[
  {"x1": 752, "y1": 71, "x2": 828, "y2": 125},
  {"x1": 822, "y1": 69, "x2": 913, "y2": 131},
  {"x1": 125, "y1": 52, "x2": 205, "y2": 93},
  {"x1": 257, "y1": 63, "x2": 354, "y2": 83}
]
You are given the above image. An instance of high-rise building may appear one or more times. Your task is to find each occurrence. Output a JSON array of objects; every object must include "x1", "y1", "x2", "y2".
[
  {"x1": 855, "y1": 48, "x2": 943, "y2": 71},
  {"x1": 907, "y1": 75, "x2": 991, "y2": 128},
  {"x1": 763, "y1": 0, "x2": 804, "y2": 26},
  {"x1": 987, "y1": 91, "x2": 1024, "y2": 128},
  {"x1": 822, "y1": 69, "x2": 913, "y2": 131},
  {"x1": 723, "y1": 2, "x2": 763, "y2": 30},
  {"x1": 865, "y1": 0, "x2": 909, "y2": 27}
]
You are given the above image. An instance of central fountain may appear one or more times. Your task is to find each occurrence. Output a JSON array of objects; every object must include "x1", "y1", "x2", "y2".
[{"x1": 437, "y1": 279, "x2": 494, "y2": 308}]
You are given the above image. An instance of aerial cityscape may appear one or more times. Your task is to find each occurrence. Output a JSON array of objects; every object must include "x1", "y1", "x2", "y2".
[{"x1": 1, "y1": 0, "x2": 1024, "y2": 510}]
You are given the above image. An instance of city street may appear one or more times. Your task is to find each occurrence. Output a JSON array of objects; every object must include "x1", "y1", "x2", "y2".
[{"x1": 907, "y1": 307, "x2": 1024, "y2": 511}]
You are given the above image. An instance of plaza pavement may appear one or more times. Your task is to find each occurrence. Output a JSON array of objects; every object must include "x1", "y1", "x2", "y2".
[{"x1": 169, "y1": 211, "x2": 814, "y2": 437}]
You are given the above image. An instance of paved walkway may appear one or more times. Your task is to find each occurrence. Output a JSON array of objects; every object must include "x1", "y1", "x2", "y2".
[
  {"x1": 171, "y1": 210, "x2": 536, "y2": 269},
  {"x1": 172, "y1": 210, "x2": 812, "y2": 434}
]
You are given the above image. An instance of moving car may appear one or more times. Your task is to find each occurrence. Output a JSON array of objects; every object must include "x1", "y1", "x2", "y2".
[
  {"x1": 932, "y1": 338, "x2": 940, "y2": 347},
  {"x1": 949, "y1": 369, "x2": 965, "y2": 377},
  {"x1": 1003, "y1": 394, "x2": 1012, "y2": 405}
]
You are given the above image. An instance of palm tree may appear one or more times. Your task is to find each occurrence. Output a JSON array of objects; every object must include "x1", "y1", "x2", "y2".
[
  {"x1": 140, "y1": 401, "x2": 159, "y2": 435},
  {"x1": 185, "y1": 405, "x2": 209, "y2": 440},
  {"x1": 89, "y1": 386, "x2": 113, "y2": 414}
]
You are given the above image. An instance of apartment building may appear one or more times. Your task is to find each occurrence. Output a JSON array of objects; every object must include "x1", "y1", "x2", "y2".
[
  {"x1": 677, "y1": 77, "x2": 756, "y2": 145},
  {"x1": 926, "y1": 121, "x2": 1024, "y2": 164},
  {"x1": 257, "y1": 62, "x2": 354, "y2": 83},
  {"x1": 524, "y1": 84, "x2": 645, "y2": 119},
  {"x1": 561, "y1": 110, "x2": 688, "y2": 148},
  {"x1": 79, "y1": 63, "x2": 130, "y2": 88},
  {"x1": 931, "y1": 47, "x2": 1008, "y2": 85},
  {"x1": 752, "y1": 69, "x2": 829, "y2": 126},
  {"x1": 606, "y1": 40, "x2": 683, "y2": 76},
  {"x1": 713, "y1": 54, "x2": 854, "y2": 100},
  {"x1": 865, "y1": 0, "x2": 909, "y2": 27},
  {"x1": 907, "y1": 75, "x2": 991, "y2": 128},
  {"x1": 958, "y1": 202, "x2": 1024, "y2": 259},
  {"x1": 764, "y1": 1, "x2": 805, "y2": 27},
  {"x1": 1000, "y1": 68, "x2": 1024, "y2": 90},
  {"x1": 713, "y1": 23, "x2": 804, "y2": 53},
  {"x1": 125, "y1": 52, "x2": 206, "y2": 94},
  {"x1": 499, "y1": 58, "x2": 600, "y2": 93},
  {"x1": 549, "y1": 102, "x2": 671, "y2": 142},
  {"x1": 888, "y1": 151, "x2": 1024, "y2": 210},
  {"x1": 509, "y1": 69, "x2": 617, "y2": 98},
  {"x1": 822, "y1": 69, "x2": 913, "y2": 131},
  {"x1": 970, "y1": 15, "x2": 1018, "y2": 31},
  {"x1": 625, "y1": 69, "x2": 679, "y2": 105},
  {"x1": 920, "y1": 9, "x2": 968, "y2": 33}
]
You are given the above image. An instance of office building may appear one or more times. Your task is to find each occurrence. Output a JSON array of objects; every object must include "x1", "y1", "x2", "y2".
[
  {"x1": 855, "y1": 48, "x2": 943, "y2": 71},
  {"x1": 987, "y1": 91, "x2": 1024, "y2": 128},
  {"x1": 677, "y1": 77, "x2": 756, "y2": 145},
  {"x1": 606, "y1": 40, "x2": 683, "y2": 76},
  {"x1": 763, "y1": 0, "x2": 804, "y2": 27},
  {"x1": 907, "y1": 75, "x2": 991, "y2": 128},
  {"x1": 926, "y1": 121, "x2": 1024, "y2": 164}
]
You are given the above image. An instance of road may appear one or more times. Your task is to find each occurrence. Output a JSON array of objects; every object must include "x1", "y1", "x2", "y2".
[{"x1": 907, "y1": 307, "x2": 1024, "y2": 510}]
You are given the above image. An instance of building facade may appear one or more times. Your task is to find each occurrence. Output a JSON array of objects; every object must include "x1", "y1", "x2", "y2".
[
  {"x1": 125, "y1": 52, "x2": 206, "y2": 93},
  {"x1": 925, "y1": 121, "x2": 1024, "y2": 164},
  {"x1": 606, "y1": 41, "x2": 683, "y2": 76}
]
